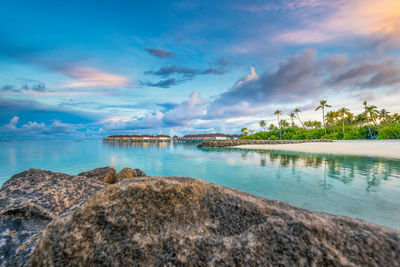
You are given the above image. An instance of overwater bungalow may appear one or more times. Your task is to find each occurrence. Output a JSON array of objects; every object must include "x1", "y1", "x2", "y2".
[{"x1": 103, "y1": 134, "x2": 171, "y2": 143}]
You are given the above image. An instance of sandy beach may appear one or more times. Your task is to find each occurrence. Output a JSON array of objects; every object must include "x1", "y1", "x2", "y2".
[{"x1": 234, "y1": 140, "x2": 400, "y2": 159}]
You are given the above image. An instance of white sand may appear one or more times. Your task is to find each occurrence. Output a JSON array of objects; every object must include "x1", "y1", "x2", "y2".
[{"x1": 234, "y1": 140, "x2": 400, "y2": 159}]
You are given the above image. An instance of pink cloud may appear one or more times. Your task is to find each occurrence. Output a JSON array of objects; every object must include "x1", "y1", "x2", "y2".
[
  {"x1": 275, "y1": 0, "x2": 400, "y2": 45},
  {"x1": 62, "y1": 67, "x2": 131, "y2": 88}
]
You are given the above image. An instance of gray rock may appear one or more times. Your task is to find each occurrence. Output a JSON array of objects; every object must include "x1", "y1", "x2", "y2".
[
  {"x1": 32, "y1": 177, "x2": 400, "y2": 266},
  {"x1": 78, "y1": 166, "x2": 117, "y2": 184},
  {"x1": 116, "y1": 167, "x2": 147, "y2": 182},
  {"x1": 0, "y1": 169, "x2": 106, "y2": 266}
]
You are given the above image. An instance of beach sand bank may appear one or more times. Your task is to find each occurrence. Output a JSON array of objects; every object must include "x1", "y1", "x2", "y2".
[{"x1": 234, "y1": 140, "x2": 400, "y2": 159}]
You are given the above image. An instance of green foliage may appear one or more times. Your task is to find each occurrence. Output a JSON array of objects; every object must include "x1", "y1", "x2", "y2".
[
  {"x1": 323, "y1": 132, "x2": 343, "y2": 140},
  {"x1": 377, "y1": 124, "x2": 400, "y2": 139},
  {"x1": 241, "y1": 124, "x2": 397, "y2": 140}
]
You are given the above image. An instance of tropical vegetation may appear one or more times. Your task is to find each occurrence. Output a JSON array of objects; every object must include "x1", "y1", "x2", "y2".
[{"x1": 241, "y1": 100, "x2": 400, "y2": 140}]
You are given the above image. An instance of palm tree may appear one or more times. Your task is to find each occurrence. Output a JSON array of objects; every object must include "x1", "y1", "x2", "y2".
[
  {"x1": 315, "y1": 100, "x2": 331, "y2": 134},
  {"x1": 312, "y1": 120, "x2": 322, "y2": 129},
  {"x1": 259, "y1": 120, "x2": 266, "y2": 131},
  {"x1": 274, "y1": 110, "x2": 282, "y2": 139},
  {"x1": 354, "y1": 113, "x2": 366, "y2": 127},
  {"x1": 304, "y1": 120, "x2": 313, "y2": 130},
  {"x1": 289, "y1": 112, "x2": 297, "y2": 131},
  {"x1": 392, "y1": 113, "x2": 400, "y2": 124},
  {"x1": 268, "y1": 123, "x2": 276, "y2": 131},
  {"x1": 378, "y1": 109, "x2": 390, "y2": 125},
  {"x1": 240, "y1": 127, "x2": 248, "y2": 136},
  {"x1": 365, "y1": 104, "x2": 380, "y2": 129},
  {"x1": 325, "y1": 111, "x2": 337, "y2": 132},
  {"x1": 338, "y1": 107, "x2": 351, "y2": 135},
  {"x1": 293, "y1": 108, "x2": 304, "y2": 128},
  {"x1": 362, "y1": 101, "x2": 373, "y2": 138},
  {"x1": 281, "y1": 120, "x2": 289, "y2": 133}
]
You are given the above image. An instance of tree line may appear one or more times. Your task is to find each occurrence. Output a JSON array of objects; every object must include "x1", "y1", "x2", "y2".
[{"x1": 241, "y1": 100, "x2": 400, "y2": 140}]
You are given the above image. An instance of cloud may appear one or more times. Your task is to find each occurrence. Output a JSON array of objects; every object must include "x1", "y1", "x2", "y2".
[
  {"x1": 0, "y1": 116, "x2": 83, "y2": 138},
  {"x1": 4, "y1": 116, "x2": 19, "y2": 130},
  {"x1": 275, "y1": 30, "x2": 333, "y2": 44},
  {"x1": 326, "y1": 58, "x2": 400, "y2": 90},
  {"x1": 207, "y1": 49, "x2": 400, "y2": 119},
  {"x1": 141, "y1": 78, "x2": 183, "y2": 88},
  {"x1": 145, "y1": 48, "x2": 174, "y2": 58},
  {"x1": 145, "y1": 66, "x2": 198, "y2": 78},
  {"x1": 275, "y1": 0, "x2": 400, "y2": 46},
  {"x1": 0, "y1": 99, "x2": 99, "y2": 126},
  {"x1": 100, "y1": 91, "x2": 207, "y2": 133},
  {"x1": 234, "y1": 0, "x2": 328, "y2": 12},
  {"x1": 163, "y1": 91, "x2": 206, "y2": 126},
  {"x1": 62, "y1": 67, "x2": 131, "y2": 88},
  {"x1": 1, "y1": 82, "x2": 47, "y2": 93},
  {"x1": 207, "y1": 49, "x2": 319, "y2": 118},
  {"x1": 143, "y1": 59, "x2": 232, "y2": 88}
]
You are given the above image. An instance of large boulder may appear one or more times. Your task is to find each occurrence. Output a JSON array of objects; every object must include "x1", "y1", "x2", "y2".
[
  {"x1": 78, "y1": 166, "x2": 117, "y2": 184},
  {"x1": 32, "y1": 177, "x2": 400, "y2": 266},
  {"x1": 0, "y1": 169, "x2": 106, "y2": 266},
  {"x1": 116, "y1": 167, "x2": 147, "y2": 182}
]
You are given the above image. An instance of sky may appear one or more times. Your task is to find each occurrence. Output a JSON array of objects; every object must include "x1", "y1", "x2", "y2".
[{"x1": 0, "y1": 0, "x2": 399, "y2": 139}]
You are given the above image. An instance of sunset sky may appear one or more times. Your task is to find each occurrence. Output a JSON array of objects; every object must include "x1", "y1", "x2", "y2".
[{"x1": 1, "y1": 0, "x2": 400, "y2": 139}]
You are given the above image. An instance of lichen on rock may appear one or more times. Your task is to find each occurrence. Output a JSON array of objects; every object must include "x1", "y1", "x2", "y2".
[
  {"x1": 0, "y1": 169, "x2": 106, "y2": 266},
  {"x1": 78, "y1": 166, "x2": 117, "y2": 184},
  {"x1": 116, "y1": 167, "x2": 147, "y2": 182},
  {"x1": 32, "y1": 176, "x2": 400, "y2": 266}
]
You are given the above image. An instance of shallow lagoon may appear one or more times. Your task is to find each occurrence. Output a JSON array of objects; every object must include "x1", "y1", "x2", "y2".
[{"x1": 0, "y1": 141, "x2": 399, "y2": 230}]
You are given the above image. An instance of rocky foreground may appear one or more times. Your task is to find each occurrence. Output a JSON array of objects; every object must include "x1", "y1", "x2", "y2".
[
  {"x1": 0, "y1": 167, "x2": 146, "y2": 266},
  {"x1": 1, "y1": 168, "x2": 400, "y2": 266},
  {"x1": 198, "y1": 139, "x2": 333, "y2": 148}
]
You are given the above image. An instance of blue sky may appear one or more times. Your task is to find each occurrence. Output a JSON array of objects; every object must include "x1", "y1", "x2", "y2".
[{"x1": 1, "y1": 0, "x2": 399, "y2": 139}]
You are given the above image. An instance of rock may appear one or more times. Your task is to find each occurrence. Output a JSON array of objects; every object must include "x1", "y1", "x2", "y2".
[
  {"x1": 0, "y1": 169, "x2": 106, "y2": 266},
  {"x1": 116, "y1": 167, "x2": 147, "y2": 182},
  {"x1": 78, "y1": 166, "x2": 117, "y2": 184},
  {"x1": 32, "y1": 177, "x2": 400, "y2": 266}
]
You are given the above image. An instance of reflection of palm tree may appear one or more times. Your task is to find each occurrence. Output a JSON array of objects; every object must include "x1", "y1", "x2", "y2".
[
  {"x1": 274, "y1": 110, "x2": 282, "y2": 139},
  {"x1": 316, "y1": 100, "x2": 332, "y2": 134}
]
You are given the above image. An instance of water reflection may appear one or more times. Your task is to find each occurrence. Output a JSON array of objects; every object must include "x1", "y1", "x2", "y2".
[
  {"x1": 199, "y1": 148, "x2": 400, "y2": 192},
  {"x1": 2, "y1": 141, "x2": 400, "y2": 229},
  {"x1": 104, "y1": 141, "x2": 172, "y2": 149}
]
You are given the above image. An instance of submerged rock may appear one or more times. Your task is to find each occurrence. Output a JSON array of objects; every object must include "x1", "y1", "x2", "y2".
[
  {"x1": 0, "y1": 169, "x2": 106, "y2": 266},
  {"x1": 32, "y1": 177, "x2": 400, "y2": 266},
  {"x1": 116, "y1": 167, "x2": 147, "y2": 182},
  {"x1": 78, "y1": 166, "x2": 117, "y2": 184}
]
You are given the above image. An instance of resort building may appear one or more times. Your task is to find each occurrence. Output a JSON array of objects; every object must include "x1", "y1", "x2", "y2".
[
  {"x1": 103, "y1": 135, "x2": 171, "y2": 143},
  {"x1": 230, "y1": 134, "x2": 241, "y2": 140}
]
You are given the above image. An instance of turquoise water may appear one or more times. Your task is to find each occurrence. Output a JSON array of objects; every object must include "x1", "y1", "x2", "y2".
[{"x1": 1, "y1": 141, "x2": 399, "y2": 230}]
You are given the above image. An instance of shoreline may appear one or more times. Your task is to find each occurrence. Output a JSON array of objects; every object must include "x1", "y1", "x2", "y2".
[{"x1": 234, "y1": 140, "x2": 400, "y2": 159}]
